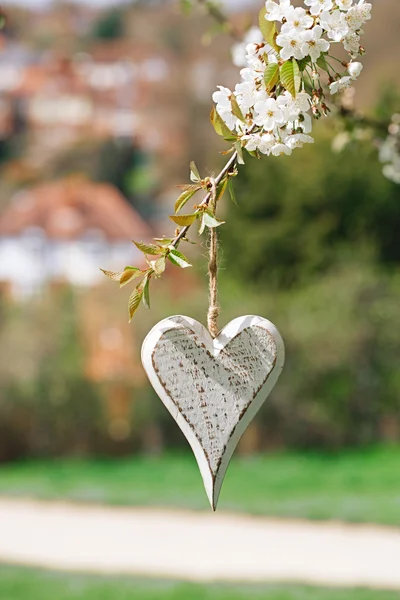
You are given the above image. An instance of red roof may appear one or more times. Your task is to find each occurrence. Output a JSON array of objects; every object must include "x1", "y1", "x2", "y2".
[{"x1": 0, "y1": 179, "x2": 152, "y2": 242}]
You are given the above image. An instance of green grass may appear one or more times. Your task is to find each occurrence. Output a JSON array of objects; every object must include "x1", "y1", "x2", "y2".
[
  {"x1": 0, "y1": 566, "x2": 398, "y2": 600},
  {"x1": 0, "y1": 446, "x2": 399, "y2": 525}
]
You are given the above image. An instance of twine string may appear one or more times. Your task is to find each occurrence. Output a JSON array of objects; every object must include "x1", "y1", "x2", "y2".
[{"x1": 207, "y1": 178, "x2": 220, "y2": 338}]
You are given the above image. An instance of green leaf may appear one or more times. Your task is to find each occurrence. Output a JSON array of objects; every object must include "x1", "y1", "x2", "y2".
[
  {"x1": 264, "y1": 62, "x2": 280, "y2": 93},
  {"x1": 174, "y1": 188, "x2": 200, "y2": 214},
  {"x1": 119, "y1": 267, "x2": 143, "y2": 288},
  {"x1": 230, "y1": 94, "x2": 245, "y2": 122},
  {"x1": 169, "y1": 213, "x2": 198, "y2": 226},
  {"x1": 152, "y1": 255, "x2": 166, "y2": 276},
  {"x1": 100, "y1": 269, "x2": 123, "y2": 282},
  {"x1": 128, "y1": 287, "x2": 143, "y2": 321},
  {"x1": 167, "y1": 248, "x2": 192, "y2": 269},
  {"x1": 258, "y1": 7, "x2": 280, "y2": 53},
  {"x1": 280, "y1": 59, "x2": 301, "y2": 98},
  {"x1": 210, "y1": 106, "x2": 234, "y2": 138},
  {"x1": 216, "y1": 176, "x2": 228, "y2": 202},
  {"x1": 202, "y1": 210, "x2": 225, "y2": 229},
  {"x1": 199, "y1": 215, "x2": 206, "y2": 235},
  {"x1": 235, "y1": 141, "x2": 245, "y2": 165},
  {"x1": 190, "y1": 161, "x2": 201, "y2": 183},
  {"x1": 153, "y1": 237, "x2": 173, "y2": 244},
  {"x1": 228, "y1": 179, "x2": 238, "y2": 206},
  {"x1": 177, "y1": 183, "x2": 202, "y2": 192},
  {"x1": 133, "y1": 241, "x2": 161, "y2": 256},
  {"x1": 142, "y1": 276, "x2": 151, "y2": 309}
]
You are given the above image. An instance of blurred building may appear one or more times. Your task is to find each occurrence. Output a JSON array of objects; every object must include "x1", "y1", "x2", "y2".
[{"x1": 0, "y1": 178, "x2": 151, "y2": 297}]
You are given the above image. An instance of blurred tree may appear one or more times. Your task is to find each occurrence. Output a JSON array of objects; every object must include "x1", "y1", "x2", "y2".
[
  {"x1": 91, "y1": 8, "x2": 125, "y2": 40},
  {"x1": 48, "y1": 138, "x2": 158, "y2": 218},
  {"x1": 221, "y1": 126, "x2": 400, "y2": 289}
]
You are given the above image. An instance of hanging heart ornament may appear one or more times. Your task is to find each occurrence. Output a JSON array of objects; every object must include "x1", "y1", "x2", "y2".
[{"x1": 142, "y1": 315, "x2": 285, "y2": 510}]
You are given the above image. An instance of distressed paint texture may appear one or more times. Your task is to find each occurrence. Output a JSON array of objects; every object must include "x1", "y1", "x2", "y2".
[{"x1": 153, "y1": 323, "x2": 277, "y2": 476}]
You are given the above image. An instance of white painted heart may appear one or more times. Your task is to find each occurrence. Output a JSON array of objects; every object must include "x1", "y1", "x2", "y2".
[{"x1": 142, "y1": 315, "x2": 285, "y2": 510}]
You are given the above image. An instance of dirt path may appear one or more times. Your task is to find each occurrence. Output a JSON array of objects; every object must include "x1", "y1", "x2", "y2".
[{"x1": 0, "y1": 499, "x2": 399, "y2": 589}]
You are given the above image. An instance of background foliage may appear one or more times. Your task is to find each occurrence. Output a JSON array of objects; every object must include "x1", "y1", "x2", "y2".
[{"x1": 1, "y1": 117, "x2": 400, "y2": 458}]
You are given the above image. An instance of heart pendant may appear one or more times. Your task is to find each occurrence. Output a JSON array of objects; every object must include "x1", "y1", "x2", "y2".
[{"x1": 141, "y1": 315, "x2": 285, "y2": 510}]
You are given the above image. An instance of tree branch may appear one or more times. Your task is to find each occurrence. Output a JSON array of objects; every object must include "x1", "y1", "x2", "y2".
[{"x1": 172, "y1": 151, "x2": 238, "y2": 248}]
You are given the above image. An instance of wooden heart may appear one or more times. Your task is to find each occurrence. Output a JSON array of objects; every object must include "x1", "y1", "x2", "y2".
[{"x1": 142, "y1": 315, "x2": 285, "y2": 510}]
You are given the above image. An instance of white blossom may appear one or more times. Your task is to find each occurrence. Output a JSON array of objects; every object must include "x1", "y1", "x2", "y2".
[
  {"x1": 265, "y1": 0, "x2": 291, "y2": 22},
  {"x1": 342, "y1": 32, "x2": 361, "y2": 54},
  {"x1": 271, "y1": 143, "x2": 292, "y2": 156},
  {"x1": 281, "y1": 7, "x2": 314, "y2": 32},
  {"x1": 235, "y1": 69, "x2": 261, "y2": 115},
  {"x1": 335, "y1": 0, "x2": 353, "y2": 10},
  {"x1": 329, "y1": 76, "x2": 353, "y2": 94},
  {"x1": 276, "y1": 29, "x2": 308, "y2": 61},
  {"x1": 320, "y1": 9, "x2": 349, "y2": 41},
  {"x1": 212, "y1": 0, "x2": 372, "y2": 161},
  {"x1": 285, "y1": 133, "x2": 315, "y2": 149},
  {"x1": 254, "y1": 96, "x2": 286, "y2": 129},
  {"x1": 212, "y1": 86, "x2": 237, "y2": 130},
  {"x1": 347, "y1": 61, "x2": 363, "y2": 79},
  {"x1": 301, "y1": 25, "x2": 330, "y2": 61},
  {"x1": 305, "y1": 0, "x2": 333, "y2": 17}
]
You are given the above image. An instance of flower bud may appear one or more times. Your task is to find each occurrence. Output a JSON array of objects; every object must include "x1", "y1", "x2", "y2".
[{"x1": 347, "y1": 62, "x2": 363, "y2": 80}]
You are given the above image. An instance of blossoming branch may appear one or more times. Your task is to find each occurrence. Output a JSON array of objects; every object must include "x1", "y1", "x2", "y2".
[
  {"x1": 103, "y1": 0, "x2": 373, "y2": 320},
  {"x1": 213, "y1": 0, "x2": 372, "y2": 158}
]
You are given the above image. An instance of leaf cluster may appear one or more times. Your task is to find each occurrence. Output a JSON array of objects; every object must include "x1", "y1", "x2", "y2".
[
  {"x1": 102, "y1": 158, "x2": 238, "y2": 320},
  {"x1": 102, "y1": 241, "x2": 191, "y2": 321}
]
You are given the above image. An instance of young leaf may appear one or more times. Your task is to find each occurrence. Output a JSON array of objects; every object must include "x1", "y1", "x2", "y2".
[
  {"x1": 101, "y1": 269, "x2": 123, "y2": 282},
  {"x1": 153, "y1": 255, "x2": 166, "y2": 276},
  {"x1": 128, "y1": 287, "x2": 143, "y2": 321},
  {"x1": 133, "y1": 241, "x2": 161, "y2": 256},
  {"x1": 120, "y1": 267, "x2": 143, "y2": 288},
  {"x1": 176, "y1": 183, "x2": 202, "y2": 192},
  {"x1": 190, "y1": 161, "x2": 201, "y2": 183},
  {"x1": 264, "y1": 62, "x2": 280, "y2": 93},
  {"x1": 167, "y1": 248, "x2": 192, "y2": 268},
  {"x1": 221, "y1": 147, "x2": 236, "y2": 156},
  {"x1": 203, "y1": 210, "x2": 225, "y2": 229},
  {"x1": 280, "y1": 59, "x2": 301, "y2": 98},
  {"x1": 216, "y1": 177, "x2": 228, "y2": 202},
  {"x1": 258, "y1": 7, "x2": 280, "y2": 53},
  {"x1": 170, "y1": 213, "x2": 198, "y2": 227},
  {"x1": 142, "y1": 276, "x2": 151, "y2": 309},
  {"x1": 235, "y1": 141, "x2": 245, "y2": 165},
  {"x1": 153, "y1": 237, "x2": 174, "y2": 244},
  {"x1": 199, "y1": 214, "x2": 206, "y2": 235},
  {"x1": 210, "y1": 106, "x2": 234, "y2": 138},
  {"x1": 228, "y1": 179, "x2": 238, "y2": 206},
  {"x1": 230, "y1": 94, "x2": 245, "y2": 122},
  {"x1": 174, "y1": 188, "x2": 199, "y2": 214}
]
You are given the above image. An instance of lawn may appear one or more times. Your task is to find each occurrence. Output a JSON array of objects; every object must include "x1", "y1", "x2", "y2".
[
  {"x1": 0, "y1": 446, "x2": 399, "y2": 525},
  {"x1": 0, "y1": 567, "x2": 398, "y2": 600}
]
